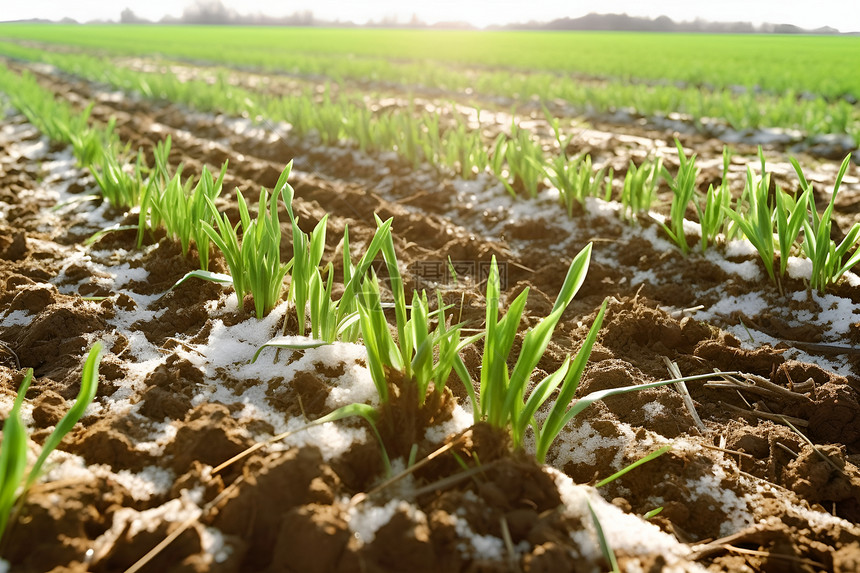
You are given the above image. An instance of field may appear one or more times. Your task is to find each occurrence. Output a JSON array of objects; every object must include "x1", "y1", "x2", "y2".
[{"x1": 0, "y1": 25, "x2": 859, "y2": 572}]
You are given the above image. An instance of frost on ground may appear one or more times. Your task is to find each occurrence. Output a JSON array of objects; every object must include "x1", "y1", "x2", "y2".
[
  {"x1": 552, "y1": 469, "x2": 706, "y2": 572},
  {"x1": 2, "y1": 71, "x2": 859, "y2": 573}
]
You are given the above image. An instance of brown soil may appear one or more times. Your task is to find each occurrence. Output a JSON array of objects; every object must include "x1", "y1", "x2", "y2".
[{"x1": 0, "y1": 59, "x2": 858, "y2": 572}]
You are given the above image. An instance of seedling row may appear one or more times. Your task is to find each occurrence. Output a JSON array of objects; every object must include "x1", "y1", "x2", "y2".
[
  {"x1": 0, "y1": 36, "x2": 857, "y2": 147},
  {"x1": 0, "y1": 29, "x2": 858, "y2": 573},
  {"x1": 2, "y1": 57, "x2": 857, "y2": 298}
]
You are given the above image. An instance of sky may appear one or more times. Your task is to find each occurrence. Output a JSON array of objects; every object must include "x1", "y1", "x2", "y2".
[{"x1": 3, "y1": 0, "x2": 858, "y2": 32}]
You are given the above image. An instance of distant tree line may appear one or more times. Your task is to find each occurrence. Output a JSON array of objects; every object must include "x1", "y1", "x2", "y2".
[
  {"x1": 121, "y1": 2, "x2": 323, "y2": 26},
  {"x1": 496, "y1": 13, "x2": 840, "y2": 34},
  {"x1": 111, "y1": 1, "x2": 844, "y2": 34}
]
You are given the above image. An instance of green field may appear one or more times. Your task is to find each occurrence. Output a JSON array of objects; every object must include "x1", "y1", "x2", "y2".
[
  {"x1": 1, "y1": 24, "x2": 859, "y2": 98},
  {"x1": 2, "y1": 21, "x2": 860, "y2": 573},
  {"x1": 0, "y1": 24, "x2": 858, "y2": 142}
]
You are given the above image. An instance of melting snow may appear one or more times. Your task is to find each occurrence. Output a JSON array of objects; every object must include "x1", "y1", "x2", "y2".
[
  {"x1": 3, "y1": 95, "x2": 858, "y2": 570},
  {"x1": 0, "y1": 309, "x2": 32, "y2": 327},
  {"x1": 551, "y1": 468, "x2": 706, "y2": 571},
  {"x1": 347, "y1": 499, "x2": 422, "y2": 545}
]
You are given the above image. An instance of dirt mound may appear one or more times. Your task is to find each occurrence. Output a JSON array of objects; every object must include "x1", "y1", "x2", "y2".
[{"x1": 1, "y1": 65, "x2": 859, "y2": 572}]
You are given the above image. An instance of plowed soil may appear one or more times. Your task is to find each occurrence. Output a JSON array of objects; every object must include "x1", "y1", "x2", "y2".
[{"x1": 1, "y1": 59, "x2": 859, "y2": 573}]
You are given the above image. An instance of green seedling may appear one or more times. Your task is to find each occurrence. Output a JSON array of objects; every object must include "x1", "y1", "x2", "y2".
[
  {"x1": 345, "y1": 107, "x2": 379, "y2": 153},
  {"x1": 527, "y1": 302, "x2": 608, "y2": 462},
  {"x1": 603, "y1": 167, "x2": 615, "y2": 202},
  {"x1": 3, "y1": 32, "x2": 859, "y2": 142},
  {"x1": 490, "y1": 122, "x2": 545, "y2": 198},
  {"x1": 185, "y1": 164, "x2": 292, "y2": 318},
  {"x1": 594, "y1": 445, "x2": 672, "y2": 488},
  {"x1": 306, "y1": 262, "x2": 342, "y2": 341},
  {"x1": 149, "y1": 135, "x2": 174, "y2": 186},
  {"x1": 723, "y1": 147, "x2": 777, "y2": 282},
  {"x1": 151, "y1": 162, "x2": 228, "y2": 270},
  {"x1": 792, "y1": 154, "x2": 859, "y2": 291},
  {"x1": 356, "y1": 271, "x2": 403, "y2": 403},
  {"x1": 773, "y1": 182, "x2": 811, "y2": 278},
  {"x1": 282, "y1": 173, "x2": 328, "y2": 337},
  {"x1": 67, "y1": 115, "x2": 112, "y2": 169},
  {"x1": 0, "y1": 342, "x2": 102, "y2": 545},
  {"x1": 242, "y1": 182, "x2": 292, "y2": 319},
  {"x1": 468, "y1": 244, "x2": 597, "y2": 455},
  {"x1": 586, "y1": 500, "x2": 620, "y2": 573},
  {"x1": 389, "y1": 105, "x2": 432, "y2": 168},
  {"x1": 695, "y1": 148, "x2": 731, "y2": 252},
  {"x1": 314, "y1": 88, "x2": 345, "y2": 144},
  {"x1": 543, "y1": 106, "x2": 574, "y2": 160},
  {"x1": 697, "y1": 182, "x2": 729, "y2": 253},
  {"x1": 68, "y1": 106, "x2": 117, "y2": 168},
  {"x1": 0, "y1": 376, "x2": 29, "y2": 546},
  {"x1": 462, "y1": 245, "x2": 733, "y2": 462},
  {"x1": 545, "y1": 154, "x2": 608, "y2": 216},
  {"x1": 442, "y1": 117, "x2": 487, "y2": 179},
  {"x1": 340, "y1": 221, "x2": 395, "y2": 336},
  {"x1": 253, "y1": 219, "x2": 395, "y2": 361},
  {"x1": 357, "y1": 273, "x2": 477, "y2": 405},
  {"x1": 90, "y1": 146, "x2": 148, "y2": 210},
  {"x1": 620, "y1": 157, "x2": 662, "y2": 223},
  {"x1": 379, "y1": 222, "x2": 482, "y2": 401},
  {"x1": 660, "y1": 139, "x2": 699, "y2": 254},
  {"x1": 0, "y1": 68, "x2": 75, "y2": 144},
  {"x1": 316, "y1": 220, "x2": 394, "y2": 343},
  {"x1": 136, "y1": 138, "x2": 172, "y2": 247},
  {"x1": 353, "y1": 218, "x2": 481, "y2": 404},
  {"x1": 0, "y1": 66, "x2": 120, "y2": 174}
]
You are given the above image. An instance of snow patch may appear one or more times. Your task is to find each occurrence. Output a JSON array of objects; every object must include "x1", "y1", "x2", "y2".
[
  {"x1": 168, "y1": 303, "x2": 379, "y2": 460},
  {"x1": 724, "y1": 239, "x2": 759, "y2": 258},
  {"x1": 200, "y1": 526, "x2": 234, "y2": 565},
  {"x1": 641, "y1": 401, "x2": 666, "y2": 422},
  {"x1": 686, "y1": 466, "x2": 753, "y2": 537},
  {"x1": 133, "y1": 421, "x2": 179, "y2": 456},
  {"x1": 112, "y1": 466, "x2": 176, "y2": 501},
  {"x1": 0, "y1": 309, "x2": 32, "y2": 327},
  {"x1": 424, "y1": 402, "x2": 473, "y2": 444},
  {"x1": 98, "y1": 493, "x2": 200, "y2": 544},
  {"x1": 451, "y1": 513, "x2": 505, "y2": 560},
  {"x1": 815, "y1": 293, "x2": 859, "y2": 336},
  {"x1": 347, "y1": 499, "x2": 425, "y2": 545},
  {"x1": 786, "y1": 256, "x2": 813, "y2": 280},
  {"x1": 547, "y1": 419, "x2": 636, "y2": 468},
  {"x1": 551, "y1": 469, "x2": 705, "y2": 570},
  {"x1": 104, "y1": 262, "x2": 149, "y2": 288},
  {"x1": 704, "y1": 249, "x2": 762, "y2": 281},
  {"x1": 42, "y1": 453, "x2": 174, "y2": 501},
  {"x1": 267, "y1": 415, "x2": 369, "y2": 461},
  {"x1": 700, "y1": 292, "x2": 767, "y2": 319}
]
